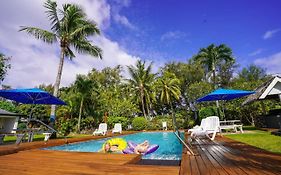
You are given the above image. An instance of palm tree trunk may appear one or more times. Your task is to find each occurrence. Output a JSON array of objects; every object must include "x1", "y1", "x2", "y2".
[
  {"x1": 77, "y1": 96, "x2": 84, "y2": 133},
  {"x1": 212, "y1": 63, "x2": 216, "y2": 88},
  {"x1": 50, "y1": 48, "x2": 65, "y2": 125},
  {"x1": 170, "y1": 103, "x2": 177, "y2": 131},
  {"x1": 140, "y1": 87, "x2": 147, "y2": 119},
  {"x1": 212, "y1": 62, "x2": 221, "y2": 118},
  {"x1": 146, "y1": 100, "x2": 150, "y2": 119}
]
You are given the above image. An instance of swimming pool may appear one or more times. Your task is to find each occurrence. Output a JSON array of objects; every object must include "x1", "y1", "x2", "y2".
[{"x1": 43, "y1": 132, "x2": 183, "y2": 160}]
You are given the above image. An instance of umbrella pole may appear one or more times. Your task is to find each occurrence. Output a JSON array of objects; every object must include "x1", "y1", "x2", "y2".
[
  {"x1": 216, "y1": 100, "x2": 221, "y2": 119},
  {"x1": 27, "y1": 104, "x2": 35, "y2": 142}
]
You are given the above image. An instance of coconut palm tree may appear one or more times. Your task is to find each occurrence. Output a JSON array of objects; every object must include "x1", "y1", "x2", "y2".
[
  {"x1": 194, "y1": 44, "x2": 234, "y2": 88},
  {"x1": 19, "y1": 0, "x2": 102, "y2": 125},
  {"x1": 74, "y1": 75, "x2": 94, "y2": 132},
  {"x1": 157, "y1": 71, "x2": 181, "y2": 130},
  {"x1": 127, "y1": 60, "x2": 156, "y2": 119},
  {"x1": 0, "y1": 53, "x2": 11, "y2": 83}
]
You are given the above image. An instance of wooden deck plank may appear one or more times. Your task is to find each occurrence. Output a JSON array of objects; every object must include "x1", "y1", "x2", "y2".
[
  {"x1": 0, "y1": 150, "x2": 179, "y2": 175},
  {"x1": 213, "y1": 139, "x2": 280, "y2": 175},
  {"x1": 181, "y1": 133, "x2": 281, "y2": 175}
]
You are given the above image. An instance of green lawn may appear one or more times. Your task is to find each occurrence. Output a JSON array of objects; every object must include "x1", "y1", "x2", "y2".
[
  {"x1": 225, "y1": 130, "x2": 281, "y2": 154},
  {"x1": 3, "y1": 133, "x2": 91, "y2": 143}
]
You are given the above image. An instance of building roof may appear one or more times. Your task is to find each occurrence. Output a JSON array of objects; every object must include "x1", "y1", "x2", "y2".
[
  {"x1": 0, "y1": 109, "x2": 24, "y2": 117},
  {"x1": 242, "y1": 76, "x2": 281, "y2": 105}
]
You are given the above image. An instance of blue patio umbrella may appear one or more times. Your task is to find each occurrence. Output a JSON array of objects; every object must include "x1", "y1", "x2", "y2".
[
  {"x1": 196, "y1": 88, "x2": 255, "y2": 119},
  {"x1": 0, "y1": 88, "x2": 66, "y2": 141},
  {"x1": 197, "y1": 88, "x2": 255, "y2": 102},
  {"x1": 0, "y1": 88, "x2": 66, "y2": 105}
]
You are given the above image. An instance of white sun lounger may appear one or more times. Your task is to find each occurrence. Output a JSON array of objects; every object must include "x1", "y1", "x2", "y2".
[
  {"x1": 188, "y1": 118, "x2": 207, "y2": 134},
  {"x1": 191, "y1": 116, "x2": 220, "y2": 140},
  {"x1": 112, "y1": 123, "x2": 122, "y2": 134},
  {"x1": 162, "y1": 121, "x2": 167, "y2": 130},
  {"x1": 93, "y1": 123, "x2": 107, "y2": 136}
]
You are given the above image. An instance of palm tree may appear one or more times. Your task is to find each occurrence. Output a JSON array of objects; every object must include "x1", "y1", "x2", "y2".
[
  {"x1": 0, "y1": 53, "x2": 11, "y2": 83},
  {"x1": 157, "y1": 71, "x2": 181, "y2": 130},
  {"x1": 74, "y1": 75, "x2": 93, "y2": 132},
  {"x1": 194, "y1": 44, "x2": 234, "y2": 88},
  {"x1": 19, "y1": 0, "x2": 102, "y2": 125},
  {"x1": 127, "y1": 60, "x2": 156, "y2": 119}
]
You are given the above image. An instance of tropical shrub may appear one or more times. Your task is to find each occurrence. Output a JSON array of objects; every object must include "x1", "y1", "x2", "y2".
[
  {"x1": 199, "y1": 106, "x2": 218, "y2": 121},
  {"x1": 107, "y1": 116, "x2": 129, "y2": 130},
  {"x1": 80, "y1": 116, "x2": 95, "y2": 131},
  {"x1": 0, "y1": 101, "x2": 17, "y2": 113},
  {"x1": 17, "y1": 122, "x2": 27, "y2": 130},
  {"x1": 132, "y1": 117, "x2": 148, "y2": 130},
  {"x1": 57, "y1": 118, "x2": 77, "y2": 136}
]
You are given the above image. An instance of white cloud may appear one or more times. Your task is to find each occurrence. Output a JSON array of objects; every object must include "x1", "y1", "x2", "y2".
[
  {"x1": 160, "y1": 31, "x2": 187, "y2": 41},
  {"x1": 113, "y1": 14, "x2": 136, "y2": 30},
  {"x1": 111, "y1": 0, "x2": 136, "y2": 30},
  {"x1": 0, "y1": 0, "x2": 140, "y2": 88},
  {"x1": 249, "y1": 48, "x2": 263, "y2": 56},
  {"x1": 263, "y1": 29, "x2": 280, "y2": 40},
  {"x1": 254, "y1": 52, "x2": 281, "y2": 74}
]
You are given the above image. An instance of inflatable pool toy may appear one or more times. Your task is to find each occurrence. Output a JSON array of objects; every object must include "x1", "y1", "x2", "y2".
[
  {"x1": 122, "y1": 141, "x2": 159, "y2": 155},
  {"x1": 101, "y1": 138, "x2": 127, "y2": 153}
]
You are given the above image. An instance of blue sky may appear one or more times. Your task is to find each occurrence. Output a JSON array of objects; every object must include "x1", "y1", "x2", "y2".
[
  {"x1": 105, "y1": 0, "x2": 281, "y2": 65},
  {"x1": 0, "y1": 0, "x2": 281, "y2": 87}
]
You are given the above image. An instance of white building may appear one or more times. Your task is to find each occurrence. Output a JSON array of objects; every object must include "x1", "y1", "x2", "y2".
[{"x1": 0, "y1": 109, "x2": 20, "y2": 133}]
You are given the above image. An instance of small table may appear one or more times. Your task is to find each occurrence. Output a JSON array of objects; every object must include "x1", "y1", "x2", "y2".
[{"x1": 220, "y1": 120, "x2": 243, "y2": 133}]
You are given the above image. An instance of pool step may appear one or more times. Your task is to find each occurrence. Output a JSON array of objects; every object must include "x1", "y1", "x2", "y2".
[{"x1": 137, "y1": 159, "x2": 180, "y2": 166}]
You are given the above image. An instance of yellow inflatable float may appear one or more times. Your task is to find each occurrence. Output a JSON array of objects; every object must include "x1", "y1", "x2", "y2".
[{"x1": 100, "y1": 138, "x2": 127, "y2": 153}]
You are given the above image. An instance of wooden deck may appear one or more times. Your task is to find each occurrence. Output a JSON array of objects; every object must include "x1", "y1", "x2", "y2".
[
  {"x1": 180, "y1": 136, "x2": 281, "y2": 175},
  {"x1": 0, "y1": 131, "x2": 281, "y2": 175}
]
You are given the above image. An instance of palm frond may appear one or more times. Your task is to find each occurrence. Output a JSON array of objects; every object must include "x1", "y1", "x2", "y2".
[
  {"x1": 64, "y1": 46, "x2": 76, "y2": 59},
  {"x1": 70, "y1": 20, "x2": 100, "y2": 38},
  {"x1": 19, "y1": 26, "x2": 56, "y2": 43},
  {"x1": 44, "y1": 0, "x2": 60, "y2": 32},
  {"x1": 72, "y1": 39, "x2": 102, "y2": 59}
]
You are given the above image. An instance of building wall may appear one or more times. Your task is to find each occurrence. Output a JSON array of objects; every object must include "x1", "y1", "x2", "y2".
[{"x1": 0, "y1": 116, "x2": 19, "y2": 133}]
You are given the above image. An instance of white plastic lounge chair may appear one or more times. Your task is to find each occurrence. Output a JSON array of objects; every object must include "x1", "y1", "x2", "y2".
[
  {"x1": 93, "y1": 123, "x2": 107, "y2": 136},
  {"x1": 191, "y1": 116, "x2": 220, "y2": 140},
  {"x1": 43, "y1": 132, "x2": 52, "y2": 141},
  {"x1": 162, "y1": 121, "x2": 167, "y2": 130},
  {"x1": 188, "y1": 118, "x2": 207, "y2": 134},
  {"x1": 112, "y1": 123, "x2": 122, "y2": 134}
]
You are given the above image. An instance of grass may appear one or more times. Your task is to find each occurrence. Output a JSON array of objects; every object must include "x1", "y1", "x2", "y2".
[
  {"x1": 225, "y1": 130, "x2": 281, "y2": 154},
  {"x1": 3, "y1": 133, "x2": 91, "y2": 144}
]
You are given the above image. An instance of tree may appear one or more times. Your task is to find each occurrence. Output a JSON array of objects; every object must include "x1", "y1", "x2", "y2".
[
  {"x1": 20, "y1": 0, "x2": 102, "y2": 125},
  {"x1": 74, "y1": 75, "x2": 94, "y2": 132},
  {"x1": 238, "y1": 64, "x2": 267, "y2": 81},
  {"x1": 127, "y1": 60, "x2": 156, "y2": 119},
  {"x1": 0, "y1": 53, "x2": 11, "y2": 84},
  {"x1": 194, "y1": 44, "x2": 234, "y2": 88},
  {"x1": 156, "y1": 71, "x2": 181, "y2": 130},
  {"x1": 162, "y1": 61, "x2": 205, "y2": 106}
]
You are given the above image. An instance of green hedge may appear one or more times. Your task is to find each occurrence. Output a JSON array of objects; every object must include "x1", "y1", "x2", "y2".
[
  {"x1": 132, "y1": 117, "x2": 148, "y2": 130},
  {"x1": 199, "y1": 106, "x2": 218, "y2": 121},
  {"x1": 107, "y1": 116, "x2": 129, "y2": 130}
]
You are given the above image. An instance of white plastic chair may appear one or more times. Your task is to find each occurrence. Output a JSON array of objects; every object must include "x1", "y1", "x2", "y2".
[
  {"x1": 188, "y1": 118, "x2": 207, "y2": 134},
  {"x1": 43, "y1": 132, "x2": 52, "y2": 141},
  {"x1": 191, "y1": 116, "x2": 220, "y2": 140},
  {"x1": 162, "y1": 121, "x2": 167, "y2": 130},
  {"x1": 93, "y1": 123, "x2": 107, "y2": 136},
  {"x1": 112, "y1": 123, "x2": 122, "y2": 134}
]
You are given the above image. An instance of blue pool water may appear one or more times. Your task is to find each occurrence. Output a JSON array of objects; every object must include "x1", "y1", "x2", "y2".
[{"x1": 43, "y1": 132, "x2": 183, "y2": 160}]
